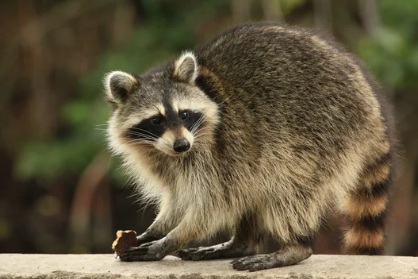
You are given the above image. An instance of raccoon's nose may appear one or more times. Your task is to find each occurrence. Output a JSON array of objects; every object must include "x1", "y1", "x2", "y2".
[{"x1": 173, "y1": 138, "x2": 190, "y2": 153}]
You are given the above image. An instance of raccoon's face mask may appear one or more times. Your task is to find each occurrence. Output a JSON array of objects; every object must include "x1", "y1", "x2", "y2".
[{"x1": 104, "y1": 52, "x2": 219, "y2": 157}]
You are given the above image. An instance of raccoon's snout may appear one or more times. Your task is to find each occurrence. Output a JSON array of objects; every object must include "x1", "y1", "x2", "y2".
[{"x1": 173, "y1": 138, "x2": 190, "y2": 153}]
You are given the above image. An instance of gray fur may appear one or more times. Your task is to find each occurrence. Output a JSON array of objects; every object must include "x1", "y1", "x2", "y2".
[{"x1": 105, "y1": 22, "x2": 394, "y2": 271}]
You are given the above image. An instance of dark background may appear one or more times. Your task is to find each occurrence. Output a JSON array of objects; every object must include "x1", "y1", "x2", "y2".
[{"x1": 1, "y1": 0, "x2": 417, "y2": 256}]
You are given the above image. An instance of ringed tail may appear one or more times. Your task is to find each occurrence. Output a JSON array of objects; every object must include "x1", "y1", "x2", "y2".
[{"x1": 342, "y1": 145, "x2": 393, "y2": 254}]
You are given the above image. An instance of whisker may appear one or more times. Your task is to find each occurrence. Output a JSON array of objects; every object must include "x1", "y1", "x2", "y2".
[
  {"x1": 129, "y1": 127, "x2": 159, "y2": 138},
  {"x1": 194, "y1": 133, "x2": 212, "y2": 140},
  {"x1": 191, "y1": 115, "x2": 205, "y2": 134},
  {"x1": 126, "y1": 133, "x2": 156, "y2": 141},
  {"x1": 124, "y1": 138, "x2": 154, "y2": 146},
  {"x1": 125, "y1": 131, "x2": 156, "y2": 142},
  {"x1": 127, "y1": 129, "x2": 158, "y2": 139},
  {"x1": 127, "y1": 130, "x2": 154, "y2": 137}
]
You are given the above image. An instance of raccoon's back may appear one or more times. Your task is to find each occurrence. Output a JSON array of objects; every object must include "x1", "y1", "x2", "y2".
[
  {"x1": 196, "y1": 23, "x2": 330, "y2": 93},
  {"x1": 194, "y1": 23, "x2": 388, "y2": 180},
  {"x1": 199, "y1": 25, "x2": 378, "y2": 140},
  {"x1": 196, "y1": 23, "x2": 369, "y2": 111}
]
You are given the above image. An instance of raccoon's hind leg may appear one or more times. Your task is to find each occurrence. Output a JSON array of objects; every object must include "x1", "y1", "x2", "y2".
[
  {"x1": 341, "y1": 148, "x2": 392, "y2": 254},
  {"x1": 231, "y1": 237, "x2": 313, "y2": 271},
  {"x1": 177, "y1": 214, "x2": 257, "y2": 261}
]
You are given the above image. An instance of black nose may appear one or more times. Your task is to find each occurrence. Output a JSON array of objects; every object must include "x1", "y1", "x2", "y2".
[{"x1": 173, "y1": 138, "x2": 190, "y2": 153}]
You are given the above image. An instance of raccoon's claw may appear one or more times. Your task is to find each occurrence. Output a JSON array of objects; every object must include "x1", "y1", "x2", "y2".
[
  {"x1": 119, "y1": 240, "x2": 165, "y2": 261},
  {"x1": 178, "y1": 242, "x2": 255, "y2": 261},
  {"x1": 231, "y1": 254, "x2": 277, "y2": 271},
  {"x1": 137, "y1": 240, "x2": 158, "y2": 248},
  {"x1": 231, "y1": 246, "x2": 312, "y2": 271},
  {"x1": 178, "y1": 247, "x2": 217, "y2": 260}
]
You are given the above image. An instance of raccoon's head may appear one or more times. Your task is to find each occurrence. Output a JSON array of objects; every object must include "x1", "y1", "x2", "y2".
[{"x1": 104, "y1": 52, "x2": 219, "y2": 157}]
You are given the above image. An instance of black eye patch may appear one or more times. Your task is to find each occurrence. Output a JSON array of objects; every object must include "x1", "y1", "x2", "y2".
[
  {"x1": 181, "y1": 110, "x2": 204, "y2": 132},
  {"x1": 126, "y1": 116, "x2": 166, "y2": 140}
]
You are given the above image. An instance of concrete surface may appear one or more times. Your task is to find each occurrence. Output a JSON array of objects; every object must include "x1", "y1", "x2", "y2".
[{"x1": 0, "y1": 254, "x2": 417, "y2": 279}]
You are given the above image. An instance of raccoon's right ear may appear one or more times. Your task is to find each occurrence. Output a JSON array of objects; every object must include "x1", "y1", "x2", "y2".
[{"x1": 104, "y1": 71, "x2": 138, "y2": 103}]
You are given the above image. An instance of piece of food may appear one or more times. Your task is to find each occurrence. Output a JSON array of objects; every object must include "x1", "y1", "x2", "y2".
[{"x1": 112, "y1": 230, "x2": 137, "y2": 256}]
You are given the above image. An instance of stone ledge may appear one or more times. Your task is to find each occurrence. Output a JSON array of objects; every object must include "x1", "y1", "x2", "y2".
[{"x1": 0, "y1": 254, "x2": 417, "y2": 279}]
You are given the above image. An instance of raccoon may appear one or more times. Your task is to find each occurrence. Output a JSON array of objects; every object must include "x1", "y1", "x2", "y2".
[{"x1": 104, "y1": 22, "x2": 395, "y2": 271}]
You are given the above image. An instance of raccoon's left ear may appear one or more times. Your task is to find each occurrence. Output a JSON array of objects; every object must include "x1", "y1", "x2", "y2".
[{"x1": 173, "y1": 51, "x2": 198, "y2": 84}]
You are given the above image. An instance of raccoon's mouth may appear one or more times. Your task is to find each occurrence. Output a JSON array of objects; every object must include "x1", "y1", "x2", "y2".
[
  {"x1": 156, "y1": 148, "x2": 192, "y2": 157},
  {"x1": 153, "y1": 138, "x2": 193, "y2": 157}
]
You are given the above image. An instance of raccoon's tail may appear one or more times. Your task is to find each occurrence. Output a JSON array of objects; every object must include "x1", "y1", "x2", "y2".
[{"x1": 341, "y1": 148, "x2": 393, "y2": 254}]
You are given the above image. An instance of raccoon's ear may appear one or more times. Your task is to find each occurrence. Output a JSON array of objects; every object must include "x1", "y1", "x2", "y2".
[
  {"x1": 104, "y1": 71, "x2": 138, "y2": 103},
  {"x1": 173, "y1": 52, "x2": 198, "y2": 84}
]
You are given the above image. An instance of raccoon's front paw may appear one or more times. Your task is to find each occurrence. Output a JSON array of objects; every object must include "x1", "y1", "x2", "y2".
[
  {"x1": 178, "y1": 246, "x2": 218, "y2": 260},
  {"x1": 178, "y1": 241, "x2": 255, "y2": 261},
  {"x1": 119, "y1": 239, "x2": 166, "y2": 261}
]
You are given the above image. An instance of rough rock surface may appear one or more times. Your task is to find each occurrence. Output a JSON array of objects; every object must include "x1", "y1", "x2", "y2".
[{"x1": 0, "y1": 254, "x2": 417, "y2": 278}]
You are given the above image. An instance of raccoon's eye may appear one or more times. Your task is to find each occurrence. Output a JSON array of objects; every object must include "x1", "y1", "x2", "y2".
[
  {"x1": 151, "y1": 115, "x2": 163, "y2": 125},
  {"x1": 179, "y1": 110, "x2": 189, "y2": 120}
]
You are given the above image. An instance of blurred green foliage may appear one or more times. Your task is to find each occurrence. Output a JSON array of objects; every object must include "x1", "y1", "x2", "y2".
[
  {"x1": 3, "y1": 0, "x2": 418, "y2": 256},
  {"x1": 14, "y1": 0, "x2": 418, "y2": 184},
  {"x1": 357, "y1": 0, "x2": 418, "y2": 93},
  {"x1": 280, "y1": 0, "x2": 305, "y2": 15},
  {"x1": 15, "y1": 0, "x2": 229, "y2": 184}
]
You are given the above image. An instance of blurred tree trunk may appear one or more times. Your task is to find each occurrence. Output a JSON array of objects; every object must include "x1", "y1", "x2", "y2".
[
  {"x1": 18, "y1": 0, "x2": 54, "y2": 138},
  {"x1": 388, "y1": 92, "x2": 418, "y2": 255},
  {"x1": 314, "y1": 0, "x2": 332, "y2": 30},
  {"x1": 232, "y1": 0, "x2": 252, "y2": 23},
  {"x1": 0, "y1": 0, "x2": 137, "y2": 254},
  {"x1": 111, "y1": 0, "x2": 136, "y2": 47},
  {"x1": 69, "y1": 152, "x2": 110, "y2": 253},
  {"x1": 358, "y1": 0, "x2": 379, "y2": 36},
  {"x1": 261, "y1": 0, "x2": 283, "y2": 21}
]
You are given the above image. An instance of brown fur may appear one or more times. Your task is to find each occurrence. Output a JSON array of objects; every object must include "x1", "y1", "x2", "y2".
[
  {"x1": 341, "y1": 149, "x2": 392, "y2": 254},
  {"x1": 104, "y1": 22, "x2": 395, "y2": 270}
]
